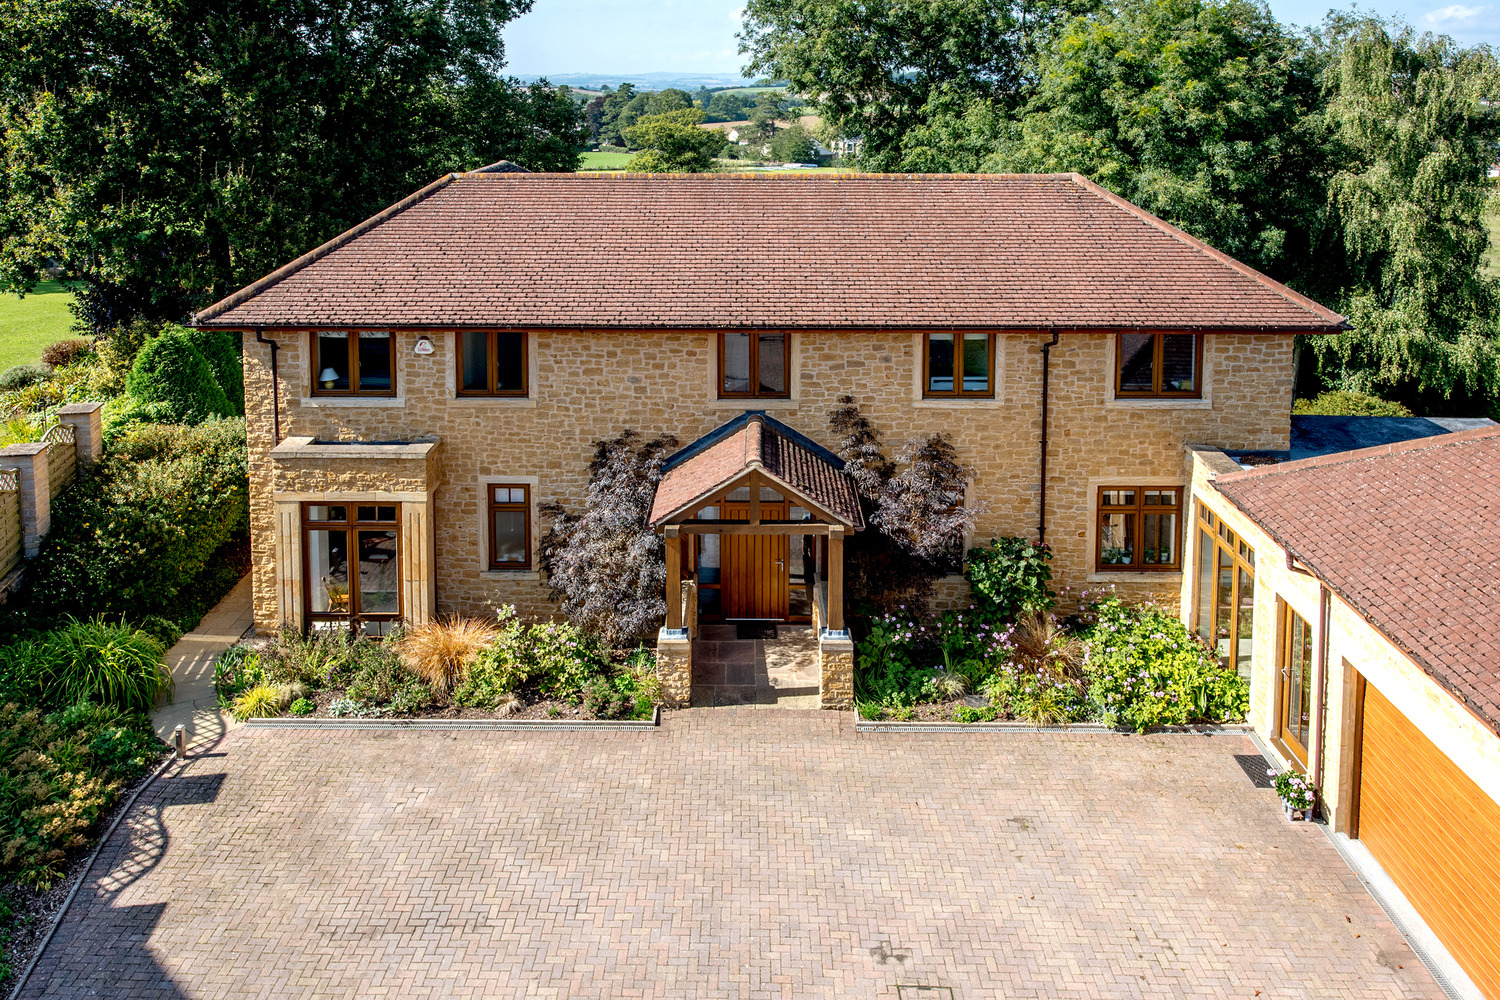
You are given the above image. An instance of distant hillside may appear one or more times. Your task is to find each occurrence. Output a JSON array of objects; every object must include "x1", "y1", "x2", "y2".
[{"x1": 525, "y1": 72, "x2": 783, "y2": 91}]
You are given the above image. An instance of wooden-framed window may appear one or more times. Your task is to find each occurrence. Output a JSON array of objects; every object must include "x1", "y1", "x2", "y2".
[
  {"x1": 719, "y1": 332, "x2": 789, "y2": 398},
  {"x1": 487, "y1": 484, "x2": 532, "y2": 570},
  {"x1": 1116, "y1": 333, "x2": 1202, "y2": 398},
  {"x1": 1096, "y1": 486, "x2": 1182, "y2": 571},
  {"x1": 312, "y1": 331, "x2": 396, "y2": 396},
  {"x1": 1193, "y1": 501, "x2": 1256, "y2": 679},
  {"x1": 303, "y1": 502, "x2": 401, "y2": 635},
  {"x1": 458, "y1": 331, "x2": 527, "y2": 396},
  {"x1": 923, "y1": 332, "x2": 994, "y2": 398},
  {"x1": 1279, "y1": 602, "x2": 1315, "y2": 766}
]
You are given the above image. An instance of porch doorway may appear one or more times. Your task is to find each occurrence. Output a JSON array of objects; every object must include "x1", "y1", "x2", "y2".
[{"x1": 723, "y1": 498, "x2": 788, "y2": 620}]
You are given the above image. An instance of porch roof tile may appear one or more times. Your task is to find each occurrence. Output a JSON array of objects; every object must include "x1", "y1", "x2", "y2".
[
  {"x1": 1213, "y1": 426, "x2": 1500, "y2": 734},
  {"x1": 650, "y1": 413, "x2": 864, "y2": 528},
  {"x1": 193, "y1": 172, "x2": 1346, "y2": 332}
]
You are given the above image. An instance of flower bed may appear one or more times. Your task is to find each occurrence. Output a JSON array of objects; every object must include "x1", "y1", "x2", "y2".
[
  {"x1": 855, "y1": 589, "x2": 1249, "y2": 731},
  {"x1": 215, "y1": 607, "x2": 660, "y2": 723}
]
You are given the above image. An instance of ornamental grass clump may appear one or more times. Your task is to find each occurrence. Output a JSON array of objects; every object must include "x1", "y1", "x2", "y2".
[
  {"x1": 396, "y1": 616, "x2": 499, "y2": 695},
  {"x1": 0, "y1": 618, "x2": 171, "y2": 713},
  {"x1": 231, "y1": 684, "x2": 285, "y2": 720}
]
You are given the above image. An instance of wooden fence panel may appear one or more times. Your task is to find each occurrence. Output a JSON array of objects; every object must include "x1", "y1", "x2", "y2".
[
  {"x1": 43, "y1": 424, "x2": 76, "y2": 498},
  {"x1": 0, "y1": 471, "x2": 20, "y2": 580}
]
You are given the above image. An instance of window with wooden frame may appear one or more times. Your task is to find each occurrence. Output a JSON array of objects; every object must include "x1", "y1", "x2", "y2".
[
  {"x1": 487, "y1": 484, "x2": 532, "y2": 570},
  {"x1": 1116, "y1": 333, "x2": 1202, "y2": 398},
  {"x1": 458, "y1": 331, "x2": 528, "y2": 396},
  {"x1": 1279, "y1": 603, "x2": 1315, "y2": 766},
  {"x1": 1096, "y1": 486, "x2": 1182, "y2": 571},
  {"x1": 923, "y1": 332, "x2": 994, "y2": 398},
  {"x1": 303, "y1": 503, "x2": 401, "y2": 635},
  {"x1": 1193, "y1": 502, "x2": 1256, "y2": 679},
  {"x1": 719, "y1": 332, "x2": 789, "y2": 398},
  {"x1": 312, "y1": 331, "x2": 396, "y2": 396}
]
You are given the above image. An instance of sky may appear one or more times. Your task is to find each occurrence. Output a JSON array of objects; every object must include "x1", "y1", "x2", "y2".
[{"x1": 500, "y1": 0, "x2": 1500, "y2": 80}]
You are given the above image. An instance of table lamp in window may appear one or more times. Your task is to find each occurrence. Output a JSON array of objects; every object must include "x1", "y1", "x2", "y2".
[{"x1": 319, "y1": 367, "x2": 339, "y2": 389}]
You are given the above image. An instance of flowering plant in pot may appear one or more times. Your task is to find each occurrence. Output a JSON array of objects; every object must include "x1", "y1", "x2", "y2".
[{"x1": 1273, "y1": 769, "x2": 1316, "y2": 820}]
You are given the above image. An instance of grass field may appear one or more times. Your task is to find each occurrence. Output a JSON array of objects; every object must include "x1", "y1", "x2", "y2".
[
  {"x1": 714, "y1": 86, "x2": 787, "y2": 97},
  {"x1": 579, "y1": 150, "x2": 637, "y2": 171},
  {"x1": 1486, "y1": 205, "x2": 1500, "y2": 279},
  {"x1": 0, "y1": 280, "x2": 76, "y2": 371}
]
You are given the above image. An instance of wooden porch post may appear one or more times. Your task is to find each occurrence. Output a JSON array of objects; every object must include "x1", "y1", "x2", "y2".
[
  {"x1": 828, "y1": 525, "x2": 845, "y2": 633},
  {"x1": 664, "y1": 525, "x2": 682, "y2": 630}
]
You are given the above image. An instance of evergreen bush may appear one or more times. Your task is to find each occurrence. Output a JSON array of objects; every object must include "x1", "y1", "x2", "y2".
[
  {"x1": 123, "y1": 330, "x2": 233, "y2": 423},
  {"x1": 189, "y1": 328, "x2": 244, "y2": 415},
  {"x1": 0, "y1": 364, "x2": 51, "y2": 393}
]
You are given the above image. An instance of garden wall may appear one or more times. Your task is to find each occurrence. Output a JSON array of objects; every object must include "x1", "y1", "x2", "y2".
[{"x1": 0, "y1": 403, "x2": 104, "y2": 591}]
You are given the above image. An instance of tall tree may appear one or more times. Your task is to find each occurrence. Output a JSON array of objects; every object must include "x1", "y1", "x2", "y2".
[
  {"x1": 1310, "y1": 18, "x2": 1500, "y2": 409},
  {"x1": 0, "y1": 0, "x2": 584, "y2": 328},
  {"x1": 624, "y1": 109, "x2": 726, "y2": 172},
  {"x1": 981, "y1": 0, "x2": 1337, "y2": 287},
  {"x1": 739, "y1": 0, "x2": 1101, "y2": 170}
]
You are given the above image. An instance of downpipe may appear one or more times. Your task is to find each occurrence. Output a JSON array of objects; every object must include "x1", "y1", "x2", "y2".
[
  {"x1": 1038, "y1": 330, "x2": 1060, "y2": 545},
  {"x1": 255, "y1": 329, "x2": 280, "y2": 444}
]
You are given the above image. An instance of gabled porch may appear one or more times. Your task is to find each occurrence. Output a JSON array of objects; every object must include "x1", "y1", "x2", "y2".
[{"x1": 649, "y1": 412, "x2": 862, "y2": 710}]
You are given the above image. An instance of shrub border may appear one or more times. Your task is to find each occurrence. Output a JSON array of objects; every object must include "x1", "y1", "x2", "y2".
[
  {"x1": 6, "y1": 749, "x2": 177, "y2": 1000},
  {"x1": 854, "y1": 719, "x2": 1254, "y2": 734},
  {"x1": 243, "y1": 705, "x2": 661, "y2": 731}
]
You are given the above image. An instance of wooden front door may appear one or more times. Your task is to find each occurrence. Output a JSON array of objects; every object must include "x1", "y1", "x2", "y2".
[{"x1": 723, "y1": 502, "x2": 789, "y2": 620}]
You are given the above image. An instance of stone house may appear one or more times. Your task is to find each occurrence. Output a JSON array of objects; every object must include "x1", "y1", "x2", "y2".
[
  {"x1": 1182, "y1": 428, "x2": 1500, "y2": 998},
  {"x1": 193, "y1": 170, "x2": 1346, "y2": 709}
]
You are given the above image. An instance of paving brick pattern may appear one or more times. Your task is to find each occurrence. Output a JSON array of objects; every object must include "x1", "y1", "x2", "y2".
[{"x1": 24, "y1": 711, "x2": 1440, "y2": 999}]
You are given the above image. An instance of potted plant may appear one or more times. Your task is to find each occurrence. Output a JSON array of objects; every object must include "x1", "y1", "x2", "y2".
[{"x1": 1273, "y1": 769, "x2": 1316, "y2": 821}]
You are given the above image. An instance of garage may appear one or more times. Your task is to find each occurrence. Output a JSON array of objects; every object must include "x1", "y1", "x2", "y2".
[{"x1": 1356, "y1": 679, "x2": 1500, "y2": 998}]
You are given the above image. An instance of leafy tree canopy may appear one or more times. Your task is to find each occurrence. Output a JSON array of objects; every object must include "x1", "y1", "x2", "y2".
[
  {"x1": 624, "y1": 109, "x2": 727, "y2": 172},
  {"x1": 0, "y1": 0, "x2": 586, "y2": 330}
]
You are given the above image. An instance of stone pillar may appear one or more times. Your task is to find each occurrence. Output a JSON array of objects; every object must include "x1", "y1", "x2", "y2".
[
  {"x1": 656, "y1": 627, "x2": 692, "y2": 708},
  {"x1": 0, "y1": 444, "x2": 49, "y2": 557},
  {"x1": 401, "y1": 498, "x2": 437, "y2": 627},
  {"x1": 55, "y1": 402, "x2": 104, "y2": 466},
  {"x1": 818, "y1": 631, "x2": 855, "y2": 711}
]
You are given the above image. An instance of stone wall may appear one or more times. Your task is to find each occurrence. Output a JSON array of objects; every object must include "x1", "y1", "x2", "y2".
[{"x1": 242, "y1": 330, "x2": 1294, "y2": 632}]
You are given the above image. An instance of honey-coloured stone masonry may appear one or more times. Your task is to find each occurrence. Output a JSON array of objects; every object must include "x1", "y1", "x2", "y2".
[{"x1": 242, "y1": 329, "x2": 1296, "y2": 634}]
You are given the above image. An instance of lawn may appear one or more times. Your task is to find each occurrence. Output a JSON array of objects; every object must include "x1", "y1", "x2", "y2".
[
  {"x1": 0, "y1": 280, "x2": 77, "y2": 370},
  {"x1": 1486, "y1": 202, "x2": 1500, "y2": 279},
  {"x1": 579, "y1": 150, "x2": 637, "y2": 171}
]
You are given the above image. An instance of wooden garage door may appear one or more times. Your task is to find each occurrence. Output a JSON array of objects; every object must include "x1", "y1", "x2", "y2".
[{"x1": 1357, "y1": 679, "x2": 1500, "y2": 998}]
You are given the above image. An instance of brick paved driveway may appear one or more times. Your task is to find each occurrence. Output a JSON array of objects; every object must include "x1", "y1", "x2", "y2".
[{"x1": 24, "y1": 711, "x2": 1441, "y2": 999}]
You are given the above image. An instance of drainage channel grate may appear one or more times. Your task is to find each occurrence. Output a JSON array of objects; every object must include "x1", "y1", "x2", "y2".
[
  {"x1": 896, "y1": 987, "x2": 954, "y2": 999},
  {"x1": 1233, "y1": 753, "x2": 1276, "y2": 788}
]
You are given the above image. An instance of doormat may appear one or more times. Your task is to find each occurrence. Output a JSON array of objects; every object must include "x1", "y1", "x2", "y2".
[
  {"x1": 735, "y1": 622, "x2": 779, "y2": 640},
  {"x1": 1233, "y1": 753, "x2": 1276, "y2": 788},
  {"x1": 896, "y1": 987, "x2": 954, "y2": 999}
]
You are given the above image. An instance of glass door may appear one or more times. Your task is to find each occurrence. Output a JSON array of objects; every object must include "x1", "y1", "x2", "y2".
[
  {"x1": 1279, "y1": 604, "x2": 1314, "y2": 766},
  {"x1": 304, "y1": 503, "x2": 402, "y2": 635}
]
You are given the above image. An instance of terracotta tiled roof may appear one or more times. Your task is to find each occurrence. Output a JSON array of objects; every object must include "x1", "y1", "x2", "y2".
[
  {"x1": 194, "y1": 172, "x2": 1346, "y2": 332},
  {"x1": 650, "y1": 413, "x2": 864, "y2": 528},
  {"x1": 1213, "y1": 426, "x2": 1500, "y2": 734}
]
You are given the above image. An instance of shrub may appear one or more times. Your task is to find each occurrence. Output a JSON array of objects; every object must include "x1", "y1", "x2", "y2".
[
  {"x1": 0, "y1": 702, "x2": 163, "y2": 886},
  {"x1": 581, "y1": 674, "x2": 632, "y2": 719},
  {"x1": 1292, "y1": 390, "x2": 1413, "y2": 418},
  {"x1": 0, "y1": 619, "x2": 170, "y2": 713},
  {"x1": 396, "y1": 617, "x2": 499, "y2": 695},
  {"x1": 346, "y1": 641, "x2": 427, "y2": 706},
  {"x1": 288, "y1": 698, "x2": 314, "y2": 716},
  {"x1": 39, "y1": 338, "x2": 91, "y2": 369},
  {"x1": 265, "y1": 626, "x2": 352, "y2": 689},
  {"x1": 213, "y1": 647, "x2": 265, "y2": 706},
  {"x1": 965, "y1": 538, "x2": 1055, "y2": 622},
  {"x1": 189, "y1": 329, "x2": 243, "y2": 415},
  {"x1": 231, "y1": 684, "x2": 284, "y2": 720},
  {"x1": 94, "y1": 318, "x2": 162, "y2": 396},
  {"x1": 1080, "y1": 597, "x2": 1249, "y2": 731},
  {"x1": 123, "y1": 329, "x2": 232, "y2": 423},
  {"x1": 28, "y1": 419, "x2": 248, "y2": 620},
  {"x1": 454, "y1": 607, "x2": 532, "y2": 708},
  {"x1": 530, "y1": 620, "x2": 611, "y2": 700},
  {"x1": 0, "y1": 364, "x2": 51, "y2": 393}
]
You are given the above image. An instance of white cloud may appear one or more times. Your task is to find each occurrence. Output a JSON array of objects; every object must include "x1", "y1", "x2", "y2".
[{"x1": 1425, "y1": 4, "x2": 1485, "y2": 23}]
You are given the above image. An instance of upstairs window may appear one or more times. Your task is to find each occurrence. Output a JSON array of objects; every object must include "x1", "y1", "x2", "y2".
[
  {"x1": 1116, "y1": 333, "x2": 1202, "y2": 398},
  {"x1": 924, "y1": 333, "x2": 993, "y2": 398},
  {"x1": 1097, "y1": 486, "x2": 1182, "y2": 571},
  {"x1": 458, "y1": 331, "x2": 528, "y2": 397},
  {"x1": 313, "y1": 331, "x2": 395, "y2": 396},
  {"x1": 720, "y1": 332, "x2": 789, "y2": 398}
]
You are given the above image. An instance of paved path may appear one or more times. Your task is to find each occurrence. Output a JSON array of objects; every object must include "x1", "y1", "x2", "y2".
[
  {"x1": 24, "y1": 711, "x2": 1441, "y2": 999},
  {"x1": 692, "y1": 624, "x2": 821, "y2": 708},
  {"x1": 150, "y1": 576, "x2": 252, "y2": 750}
]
